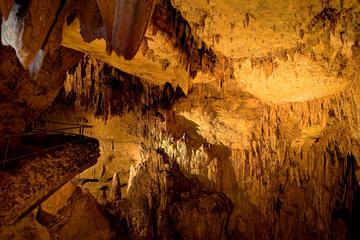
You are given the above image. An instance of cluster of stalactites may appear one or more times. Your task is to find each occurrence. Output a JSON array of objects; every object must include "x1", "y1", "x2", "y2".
[
  {"x1": 131, "y1": 86, "x2": 360, "y2": 239},
  {"x1": 64, "y1": 55, "x2": 181, "y2": 121},
  {"x1": 233, "y1": 88, "x2": 359, "y2": 180},
  {"x1": 150, "y1": 0, "x2": 234, "y2": 91},
  {"x1": 237, "y1": 6, "x2": 360, "y2": 82}
]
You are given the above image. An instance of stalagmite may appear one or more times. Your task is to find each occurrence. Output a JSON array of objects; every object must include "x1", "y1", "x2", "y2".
[{"x1": 110, "y1": 172, "x2": 121, "y2": 201}]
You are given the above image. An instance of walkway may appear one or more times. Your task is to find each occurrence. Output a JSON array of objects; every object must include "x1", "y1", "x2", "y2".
[{"x1": 0, "y1": 120, "x2": 92, "y2": 169}]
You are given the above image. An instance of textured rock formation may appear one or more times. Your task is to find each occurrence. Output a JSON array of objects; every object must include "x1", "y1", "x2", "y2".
[
  {"x1": 0, "y1": 181, "x2": 115, "y2": 240},
  {"x1": 1, "y1": 0, "x2": 62, "y2": 68},
  {"x1": 61, "y1": 0, "x2": 233, "y2": 93},
  {"x1": 171, "y1": 0, "x2": 360, "y2": 103},
  {"x1": 0, "y1": 45, "x2": 83, "y2": 134},
  {"x1": 110, "y1": 172, "x2": 122, "y2": 201},
  {"x1": 109, "y1": 149, "x2": 232, "y2": 240},
  {"x1": 111, "y1": 0, "x2": 156, "y2": 59},
  {"x1": 37, "y1": 181, "x2": 115, "y2": 240},
  {"x1": 0, "y1": 136, "x2": 99, "y2": 230},
  {"x1": 0, "y1": 212, "x2": 51, "y2": 240},
  {"x1": 37, "y1": 53, "x2": 360, "y2": 239},
  {"x1": 164, "y1": 86, "x2": 360, "y2": 239},
  {"x1": 63, "y1": 55, "x2": 183, "y2": 119},
  {"x1": 0, "y1": 0, "x2": 14, "y2": 20},
  {"x1": 40, "y1": 56, "x2": 185, "y2": 203}
]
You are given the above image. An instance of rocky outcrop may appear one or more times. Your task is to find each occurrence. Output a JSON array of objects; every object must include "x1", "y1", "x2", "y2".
[
  {"x1": 1, "y1": 0, "x2": 63, "y2": 68},
  {"x1": 0, "y1": 181, "x2": 115, "y2": 240},
  {"x1": 0, "y1": 45, "x2": 83, "y2": 135},
  {"x1": 109, "y1": 149, "x2": 232, "y2": 240},
  {"x1": 62, "y1": 54, "x2": 185, "y2": 120},
  {"x1": 62, "y1": 0, "x2": 233, "y2": 93},
  {"x1": 109, "y1": 172, "x2": 122, "y2": 201},
  {"x1": 37, "y1": 181, "x2": 115, "y2": 240},
  {"x1": 0, "y1": 136, "x2": 99, "y2": 230},
  {"x1": 0, "y1": 212, "x2": 51, "y2": 240}
]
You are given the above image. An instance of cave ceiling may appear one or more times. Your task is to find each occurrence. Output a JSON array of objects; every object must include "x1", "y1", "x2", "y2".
[
  {"x1": 2, "y1": 0, "x2": 359, "y2": 104},
  {"x1": 59, "y1": 0, "x2": 360, "y2": 102}
]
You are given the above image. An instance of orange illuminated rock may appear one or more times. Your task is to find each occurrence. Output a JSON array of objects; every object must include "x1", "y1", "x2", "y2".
[
  {"x1": 96, "y1": 0, "x2": 116, "y2": 51},
  {"x1": 1, "y1": 1, "x2": 62, "y2": 68},
  {"x1": 2, "y1": 0, "x2": 360, "y2": 239},
  {"x1": 37, "y1": 182, "x2": 115, "y2": 240},
  {"x1": 112, "y1": 0, "x2": 156, "y2": 59},
  {"x1": 0, "y1": 0, "x2": 14, "y2": 20},
  {"x1": 110, "y1": 172, "x2": 122, "y2": 201},
  {"x1": 0, "y1": 45, "x2": 83, "y2": 135},
  {"x1": 112, "y1": 149, "x2": 232, "y2": 239},
  {"x1": 77, "y1": 0, "x2": 106, "y2": 44}
]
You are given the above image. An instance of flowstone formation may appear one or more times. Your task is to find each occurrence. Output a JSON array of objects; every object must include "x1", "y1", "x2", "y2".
[{"x1": 2, "y1": 0, "x2": 360, "y2": 240}]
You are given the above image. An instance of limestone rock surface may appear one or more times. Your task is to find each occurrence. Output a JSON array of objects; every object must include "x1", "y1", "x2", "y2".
[
  {"x1": 110, "y1": 149, "x2": 232, "y2": 240},
  {"x1": 37, "y1": 181, "x2": 115, "y2": 240},
  {"x1": 0, "y1": 45, "x2": 83, "y2": 135}
]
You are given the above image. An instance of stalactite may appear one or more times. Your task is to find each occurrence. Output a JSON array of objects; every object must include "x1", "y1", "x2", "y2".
[
  {"x1": 132, "y1": 82, "x2": 360, "y2": 239},
  {"x1": 63, "y1": 55, "x2": 184, "y2": 121},
  {"x1": 151, "y1": 0, "x2": 234, "y2": 91},
  {"x1": 110, "y1": 172, "x2": 121, "y2": 201}
]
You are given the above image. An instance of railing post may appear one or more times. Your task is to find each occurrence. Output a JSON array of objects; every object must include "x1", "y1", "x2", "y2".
[{"x1": 2, "y1": 137, "x2": 9, "y2": 169}]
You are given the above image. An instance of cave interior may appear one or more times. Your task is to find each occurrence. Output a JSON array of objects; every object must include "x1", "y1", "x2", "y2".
[{"x1": 1, "y1": 0, "x2": 360, "y2": 239}]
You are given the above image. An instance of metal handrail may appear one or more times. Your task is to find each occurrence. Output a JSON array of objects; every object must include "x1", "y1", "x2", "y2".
[
  {"x1": 31, "y1": 127, "x2": 85, "y2": 133},
  {"x1": 0, "y1": 120, "x2": 93, "y2": 169},
  {"x1": 0, "y1": 123, "x2": 92, "y2": 139},
  {"x1": 2, "y1": 138, "x2": 85, "y2": 164},
  {"x1": 0, "y1": 131, "x2": 44, "y2": 139},
  {"x1": 33, "y1": 120, "x2": 92, "y2": 136},
  {"x1": 35, "y1": 120, "x2": 92, "y2": 128}
]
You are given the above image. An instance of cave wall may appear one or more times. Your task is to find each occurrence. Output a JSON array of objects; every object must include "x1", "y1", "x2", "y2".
[
  {"x1": 36, "y1": 181, "x2": 115, "y2": 240},
  {"x1": 111, "y1": 149, "x2": 232, "y2": 240},
  {"x1": 37, "y1": 55, "x2": 360, "y2": 239},
  {"x1": 0, "y1": 181, "x2": 115, "y2": 240},
  {"x1": 0, "y1": 45, "x2": 83, "y2": 134},
  {"x1": 157, "y1": 87, "x2": 360, "y2": 239}
]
